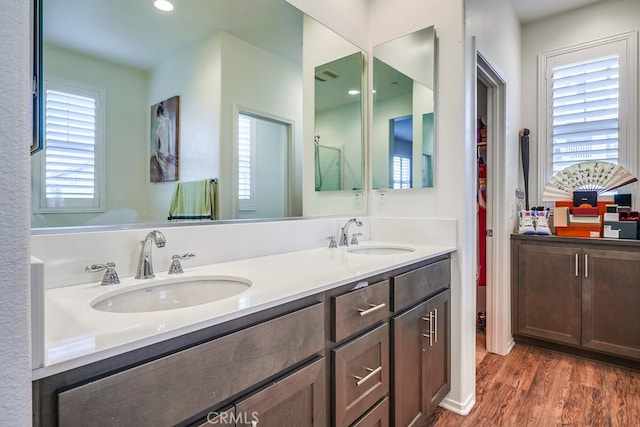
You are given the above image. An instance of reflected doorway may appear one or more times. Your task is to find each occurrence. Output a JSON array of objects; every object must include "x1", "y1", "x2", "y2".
[
  {"x1": 237, "y1": 111, "x2": 292, "y2": 219},
  {"x1": 390, "y1": 115, "x2": 413, "y2": 189}
]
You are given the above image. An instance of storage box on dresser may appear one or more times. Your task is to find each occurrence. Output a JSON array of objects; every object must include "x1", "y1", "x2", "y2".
[{"x1": 511, "y1": 234, "x2": 640, "y2": 367}]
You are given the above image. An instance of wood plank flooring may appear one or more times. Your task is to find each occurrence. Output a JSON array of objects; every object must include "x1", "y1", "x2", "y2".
[{"x1": 426, "y1": 335, "x2": 640, "y2": 426}]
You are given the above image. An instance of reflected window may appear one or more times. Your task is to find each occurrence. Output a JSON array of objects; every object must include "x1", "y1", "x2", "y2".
[
  {"x1": 237, "y1": 113, "x2": 256, "y2": 211},
  {"x1": 34, "y1": 80, "x2": 104, "y2": 212},
  {"x1": 393, "y1": 155, "x2": 411, "y2": 189}
]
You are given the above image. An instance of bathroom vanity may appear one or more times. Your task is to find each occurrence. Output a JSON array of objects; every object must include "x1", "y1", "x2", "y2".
[{"x1": 32, "y1": 242, "x2": 454, "y2": 426}]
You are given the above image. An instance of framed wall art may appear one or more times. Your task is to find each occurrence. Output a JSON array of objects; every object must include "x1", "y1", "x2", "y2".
[{"x1": 150, "y1": 95, "x2": 179, "y2": 182}]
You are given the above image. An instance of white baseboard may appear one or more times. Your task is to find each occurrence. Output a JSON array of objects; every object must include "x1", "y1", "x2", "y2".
[{"x1": 439, "y1": 391, "x2": 475, "y2": 416}]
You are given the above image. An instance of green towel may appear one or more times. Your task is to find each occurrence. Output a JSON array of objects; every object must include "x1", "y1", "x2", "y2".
[{"x1": 168, "y1": 179, "x2": 216, "y2": 220}]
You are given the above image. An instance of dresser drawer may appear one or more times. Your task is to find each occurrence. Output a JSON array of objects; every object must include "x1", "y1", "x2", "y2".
[
  {"x1": 58, "y1": 303, "x2": 325, "y2": 426},
  {"x1": 392, "y1": 258, "x2": 450, "y2": 312},
  {"x1": 332, "y1": 280, "x2": 390, "y2": 342},
  {"x1": 333, "y1": 323, "x2": 389, "y2": 427}
]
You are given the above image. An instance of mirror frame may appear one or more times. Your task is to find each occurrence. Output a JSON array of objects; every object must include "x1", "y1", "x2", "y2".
[{"x1": 31, "y1": 0, "x2": 43, "y2": 155}]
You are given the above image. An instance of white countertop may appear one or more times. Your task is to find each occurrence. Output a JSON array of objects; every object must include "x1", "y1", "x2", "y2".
[{"x1": 34, "y1": 241, "x2": 455, "y2": 380}]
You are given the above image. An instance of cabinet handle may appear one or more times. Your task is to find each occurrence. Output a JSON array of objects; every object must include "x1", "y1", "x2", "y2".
[
  {"x1": 422, "y1": 311, "x2": 434, "y2": 346},
  {"x1": 353, "y1": 365, "x2": 382, "y2": 387},
  {"x1": 575, "y1": 253, "x2": 579, "y2": 277},
  {"x1": 357, "y1": 302, "x2": 386, "y2": 317},
  {"x1": 584, "y1": 254, "x2": 588, "y2": 278},
  {"x1": 434, "y1": 308, "x2": 438, "y2": 343}
]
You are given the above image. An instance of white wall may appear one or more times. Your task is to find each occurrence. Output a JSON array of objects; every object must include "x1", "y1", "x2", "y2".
[
  {"x1": 219, "y1": 31, "x2": 303, "y2": 219},
  {"x1": 32, "y1": 44, "x2": 150, "y2": 227},
  {"x1": 521, "y1": 0, "x2": 640, "y2": 206},
  {"x1": 149, "y1": 33, "x2": 223, "y2": 222},
  {"x1": 0, "y1": 0, "x2": 32, "y2": 424}
]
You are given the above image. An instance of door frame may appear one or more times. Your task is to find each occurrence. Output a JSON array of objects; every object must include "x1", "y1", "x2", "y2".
[
  {"x1": 476, "y1": 52, "x2": 513, "y2": 356},
  {"x1": 233, "y1": 106, "x2": 295, "y2": 219}
]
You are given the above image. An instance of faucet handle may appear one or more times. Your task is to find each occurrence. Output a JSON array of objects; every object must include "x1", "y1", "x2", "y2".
[
  {"x1": 326, "y1": 235, "x2": 338, "y2": 249},
  {"x1": 168, "y1": 253, "x2": 196, "y2": 274},
  {"x1": 351, "y1": 232, "x2": 363, "y2": 246},
  {"x1": 86, "y1": 262, "x2": 120, "y2": 286}
]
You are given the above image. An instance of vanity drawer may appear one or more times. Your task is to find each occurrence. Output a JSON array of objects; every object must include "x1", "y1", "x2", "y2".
[
  {"x1": 351, "y1": 397, "x2": 389, "y2": 427},
  {"x1": 333, "y1": 323, "x2": 389, "y2": 427},
  {"x1": 392, "y1": 258, "x2": 450, "y2": 312},
  {"x1": 57, "y1": 303, "x2": 324, "y2": 427},
  {"x1": 332, "y1": 280, "x2": 390, "y2": 342}
]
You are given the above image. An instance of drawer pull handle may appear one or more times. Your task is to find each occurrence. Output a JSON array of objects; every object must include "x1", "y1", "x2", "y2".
[
  {"x1": 434, "y1": 308, "x2": 438, "y2": 343},
  {"x1": 422, "y1": 311, "x2": 434, "y2": 346},
  {"x1": 353, "y1": 365, "x2": 382, "y2": 387},
  {"x1": 357, "y1": 302, "x2": 386, "y2": 317}
]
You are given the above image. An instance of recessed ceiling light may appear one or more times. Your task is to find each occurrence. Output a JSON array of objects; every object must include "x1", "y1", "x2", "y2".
[
  {"x1": 348, "y1": 89, "x2": 360, "y2": 95},
  {"x1": 154, "y1": 0, "x2": 174, "y2": 12}
]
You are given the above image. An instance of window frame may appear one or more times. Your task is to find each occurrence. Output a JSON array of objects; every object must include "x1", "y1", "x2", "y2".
[
  {"x1": 34, "y1": 79, "x2": 105, "y2": 213},
  {"x1": 537, "y1": 31, "x2": 638, "y2": 195}
]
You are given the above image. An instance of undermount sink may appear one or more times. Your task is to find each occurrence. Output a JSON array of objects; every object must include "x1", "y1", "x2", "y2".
[
  {"x1": 91, "y1": 276, "x2": 252, "y2": 313},
  {"x1": 346, "y1": 245, "x2": 415, "y2": 255}
]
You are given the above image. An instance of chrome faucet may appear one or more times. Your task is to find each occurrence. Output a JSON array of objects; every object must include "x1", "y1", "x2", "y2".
[
  {"x1": 339, "y1": 218, "x2": 363, "y2": 246},
  {"x1": 135, "y1": 230, "x2": 166, "y2": 279}
]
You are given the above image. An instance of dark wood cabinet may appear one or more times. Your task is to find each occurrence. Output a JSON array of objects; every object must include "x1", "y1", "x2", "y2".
[
  {"x1": 513, "y1": 242, "x2": 582, "y2": 346},
  {"x1": 391, "y1": 289, "x2": 450, "y2": 426},
  {"x1": 234, "y1": 357, "x2": 326, "y2": 427},
  {"x1": 512, "y1": 235, "x2": 640, "y2": 363},
  {"x1": 34, "y1": 255, "x2": 453, "y2": 427},
  {"x1": 582, "y1": 248, "x2": 640, "y2": 360}
]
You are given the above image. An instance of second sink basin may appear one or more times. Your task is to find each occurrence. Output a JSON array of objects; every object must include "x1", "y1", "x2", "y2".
[
  {"x1": 346, "y1": 245, "x2": 415, "y2": 255},
  {"x1": 91, "y1": 276, "x2": 252, "y2": 313}
]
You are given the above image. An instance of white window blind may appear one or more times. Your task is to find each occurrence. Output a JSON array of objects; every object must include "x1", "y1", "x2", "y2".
[
  {"x1": 551, "y1": 55, "x2": 619, "y2": 174},
  {"x1": 36, "y1": 80, "x2": 104, "y2": 212},
  {"x1": 393, "y1": 155, "x2": 411, "y2": 189},
  {"x1": 238, "y1": 113, "x2": 256, "y2": 210},
  {"x1": 539, "y1": 32, "x2": 637, "y2": 191}
]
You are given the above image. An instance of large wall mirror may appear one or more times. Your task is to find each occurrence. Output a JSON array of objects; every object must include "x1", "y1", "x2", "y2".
[
  {"x1": 372, "y1": 26, "x2": 436, "y2": 190},
  {"x1": 31, "y1": 0, "x2": 366, "y2": 230}
]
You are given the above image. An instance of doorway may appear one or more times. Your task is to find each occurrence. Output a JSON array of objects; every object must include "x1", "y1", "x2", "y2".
[
  {"x1": 236, "y1": 111, "x2": 292, "y2": 220},
  {"x1": 475, "y1": 52, "x2": 508, "y2": 357}
]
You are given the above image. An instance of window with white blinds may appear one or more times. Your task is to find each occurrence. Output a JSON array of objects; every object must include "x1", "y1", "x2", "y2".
[
  {"x1": 392, "y1": 155, "x2": 411, "y2": 189},
  {"x1": 238, "y1": 113, "x2": 256, "y2": 211},
  {"x1": 540, "y1": 32, "x2": 637, "y2": 187},
  {"x1": 35, "y1": 80, "x2": 104, "y2": 212},
  {"x1": 551, "y1": 55, "x2": 619, "y2": 174}
]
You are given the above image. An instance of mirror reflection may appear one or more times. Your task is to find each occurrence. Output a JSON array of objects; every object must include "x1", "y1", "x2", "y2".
[
  {"x1": 31, "y1": 0, "x2": 365, "y2": 230},
  {"x1": 372, "y1": 26, "x2": 436, "y2": 189},
  {"x1": 314, "y1": 52, "x2": 364, "y2": 191}
]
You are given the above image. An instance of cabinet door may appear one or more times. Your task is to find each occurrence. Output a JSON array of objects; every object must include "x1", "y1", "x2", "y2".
[
  {"x1": 514, "y1": 242, "x2": 582, "y2": 345},
  {"x1": 234, "y1": 357, "x2": 326, "y2": 427},
  {"x1": 391, "y1": 300, "x2": 427, "y2": 427},
  {"x1": 423, "y1": 289, "x2": 451, "y2": 418},
  {"x1": 582, "y1": 248, "x2": 640, "y2": 360}
]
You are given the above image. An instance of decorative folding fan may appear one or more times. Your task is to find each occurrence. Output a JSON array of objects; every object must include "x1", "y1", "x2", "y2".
[{"x1": 542, "y1": 161, "x2": 637, "y2": 202}]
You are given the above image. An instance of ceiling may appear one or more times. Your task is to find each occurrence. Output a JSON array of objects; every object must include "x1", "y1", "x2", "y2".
[
  {"x1": 511, "y1": 0, "x2": 604, "y2": 23},
  {"x1": 43, "y1": 0, "x2": 302, "y2": 70},
  {"x1": 44, "y1": 0, "x2": 608, "y2": 71}
]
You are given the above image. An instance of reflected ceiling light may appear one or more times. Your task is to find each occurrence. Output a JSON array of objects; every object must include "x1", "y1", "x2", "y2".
[
  {"x1": 154, "y1": 0, "x2": 174, "y2": 12},
  {"x1": 348, "y1": 89, "x2": 360, "y2": 95}
]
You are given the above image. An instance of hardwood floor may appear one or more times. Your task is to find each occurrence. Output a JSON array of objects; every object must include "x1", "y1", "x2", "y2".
[{"x1": 427, "y1": 336, "x2": 640, "y2": 426}]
